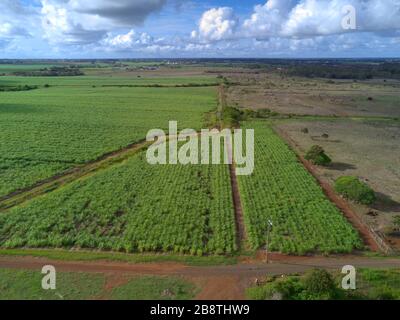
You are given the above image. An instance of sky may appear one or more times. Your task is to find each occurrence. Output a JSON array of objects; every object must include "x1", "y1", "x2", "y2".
[{"x1": 0, "y1": 0, "x2": 400, "y2": 59}]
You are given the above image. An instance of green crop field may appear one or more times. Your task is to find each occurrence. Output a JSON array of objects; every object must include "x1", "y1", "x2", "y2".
[
  {"x1": 0, "y1": 83, "x2": 216, "y2": 197},
  {"x1": 0, "y1": 75, "x2": 219, "y2": 87},
  {"x1": 0, "y1": 64, "x2": 59, "y2": 74},
  {"x1": 0, "y1": 146, "x2": 236, "y2": 255},
  {"x1": 238, "y1": 121, "x2": 363, "y2": 255}
]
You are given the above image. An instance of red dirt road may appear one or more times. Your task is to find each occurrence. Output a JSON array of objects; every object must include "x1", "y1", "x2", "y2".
[{"x1": 1, "y1": 254, "x2": 400, "y2": 300}]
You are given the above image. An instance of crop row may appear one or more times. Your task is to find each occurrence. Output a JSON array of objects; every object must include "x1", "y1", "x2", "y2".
[
  {"x1": 0, "y1": 149, "x2": 237, "y2": 255},
  {"x1": 237, "y1": 121, "x2": 363, "y2": 255}
]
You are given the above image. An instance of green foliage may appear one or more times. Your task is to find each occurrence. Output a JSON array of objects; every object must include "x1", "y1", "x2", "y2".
[
  {"x1": 334, "y1": 176, "x2": 377, "y2": 205},
  {"x1": 111, "y1": 276, "x2": 197, "y2": 300},
  {"x1": 284, "y1": 61, "x2": 400, "y2": 80},
  {"x1": 254, "y1": 109, "x2": 280, "y2": 119},
  {"x1": 0, "y1": 85, "x2": 38, "y2": 92},
  {"x1": 222, "y1": 106, "x2": 244, "y2": 128},
  {"x1": 305, "y1": 145, "x2": 332, "y2": 166},
  {"x1": 13, "y1": 66, "x2": 85, "y2": 77},
  {"x1": 275, "y1": 277, "x2": 304, "y2": 299},
  {"x1": 247, "y1": 268, "x2": 400, "y2": 301},
  {"x1": 247, "y1": 276, "x2": 307, "y2": 300},
  {"x1": 304, "y1": 269, "x2": 337, "y2": 298},
  {"x1": 238, "y1": 122, "x2": 362, "y2": 255}
]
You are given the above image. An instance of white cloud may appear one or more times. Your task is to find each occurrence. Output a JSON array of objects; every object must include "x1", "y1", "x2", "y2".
[
  {"x1": 193, "y1": 7, "x2": 239, "y2": 42},
  {"x1": 2, "y1": 0, "x2": 400, "y2": 57},
  {"x1": 243, "y1": 0, "x2": 296, "y2": 38},
  {"x1": 41, "y1": 0, "x2": 106, "y2": 45},
  {"x1": 40, "y1": 0, "x2": 169, "y2": 46},
  {"x1": 102, "y1": 29, "x2": 154, "y2": 49},
  {"x1": 243, "y1": 0, "x2": 400, "y2": 39}
]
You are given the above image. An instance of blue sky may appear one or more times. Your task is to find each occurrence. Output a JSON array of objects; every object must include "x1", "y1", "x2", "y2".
[{"x1": 1, "y1": 0, "x2": 400, "y2": 58}]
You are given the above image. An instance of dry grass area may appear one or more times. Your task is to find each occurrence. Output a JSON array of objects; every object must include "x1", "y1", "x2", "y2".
[
  {"x1": 277, "y1": 119, "x2": 400, "y2": 250},
  {"x1": 225, "y1": 71, "x2": 400, "y2": 118}
]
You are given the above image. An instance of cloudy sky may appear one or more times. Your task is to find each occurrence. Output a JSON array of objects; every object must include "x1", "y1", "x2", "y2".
[{"x1": 1, "y1": 0, "x2": 400, "y2": 58}]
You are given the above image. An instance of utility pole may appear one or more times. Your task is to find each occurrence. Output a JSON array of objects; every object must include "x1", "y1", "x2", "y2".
[{"x1": 265, "y1": 219, "x2": 273, "y2": 264}]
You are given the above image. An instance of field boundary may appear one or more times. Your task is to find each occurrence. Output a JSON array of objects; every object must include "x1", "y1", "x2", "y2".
[
  {"x1": 218, "y1": 84, "x2": 248, "y2": 250},
  {"x1": 100, "y1": 83, "x2": 221, "y2": 88},
  {"x1": 274, "y1": 125, "x2": 388, "y2": 253},
  {"x1": 226, "y1": 138, "x2": 247, "y2": 250}
]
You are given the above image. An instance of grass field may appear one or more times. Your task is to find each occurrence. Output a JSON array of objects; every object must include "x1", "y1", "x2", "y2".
[
  {"x1": 0, "y1": 268, "x2": 197, "y2": 300},
  {"x1": 238, "y1": 121, "x2": 362, "y2": 254},
  {"x1": 0, "y1": 83, "x2": 216, "y2": 197},
  {"x1": 0, "y1": 268, "x2": 105, "y2": 300},
  {"x1": 111, "y1": 276, "x2": 197, "y2": 300}
]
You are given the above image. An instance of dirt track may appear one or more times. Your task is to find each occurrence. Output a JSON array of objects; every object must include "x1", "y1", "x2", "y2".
[
  {"x1": 225, "y1": 131, "x2": 247, "y2": 249},
  {"x1": 1, "y1": 254, "x2": 400, "y2": 300}
]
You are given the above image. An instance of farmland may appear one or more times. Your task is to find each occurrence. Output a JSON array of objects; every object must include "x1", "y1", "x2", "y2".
[
  {"x1": 0, "y1": 63, "x2": 370, "y2": 257},
  {"x1": 237, "y1": 121, "x2": 363, "y2": 254},
  {"x1": 0, "y1": 82, "x2": 216, "y2": 198},
  {"x1": 1, "y1": 59, "x2": 400, "y2": 302},
  {"x1": 0, "y1": 144, "x2": 236, "y2": 255},
  {"x1": 0, "y1": 75, "x2": 220, "y2": 87}
]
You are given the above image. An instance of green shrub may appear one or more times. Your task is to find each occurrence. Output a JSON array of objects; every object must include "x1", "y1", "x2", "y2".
[
  {"x1": 334, "y1": 176, "x2": 376, "y2": 205},
  {"x1": 275, "y1": 277, "x2": 304, "y2": 299},
  {"x1": 305, "y1": 145, "x2": 332, "y2": 166},
  {"x1": 304, "y1": 269, "x2": 336, "y2": 298},
  {"x1": 222, "y1": 107, "x2": 244, "y2": 127}
]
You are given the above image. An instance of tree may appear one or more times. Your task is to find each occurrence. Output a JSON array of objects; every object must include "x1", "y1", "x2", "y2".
[
  {"x1": 305, "y1": 145, "x2": 331, "y2": 166},
  {"x1": 303, "y1": 269, "x2": 337, "y2": 298},
  {"x1": 334, "y1": 176, "x2": 376, "y2": 205}
]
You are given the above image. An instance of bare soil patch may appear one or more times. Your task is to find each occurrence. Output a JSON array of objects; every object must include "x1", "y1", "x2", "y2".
[{"x1": 224, "y1": 72, "x2": 400, "y2": 118}]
